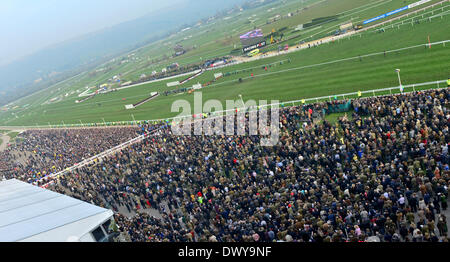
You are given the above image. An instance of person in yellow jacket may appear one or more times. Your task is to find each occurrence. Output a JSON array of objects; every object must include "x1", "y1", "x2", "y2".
[{"x1": 447, "y1": 77, "x2": 450, "y2": 87}]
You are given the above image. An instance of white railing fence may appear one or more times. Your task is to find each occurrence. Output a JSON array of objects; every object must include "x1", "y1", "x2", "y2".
[
  {"x1": 8, "y1": 78, "x2": 449, "y2": 131},
  {"x1": 36, "y1": 128, "x2": 162, "y2": 188},
  {"x1": 35, "y1": 80, "x2": 449, "y2": 188}
]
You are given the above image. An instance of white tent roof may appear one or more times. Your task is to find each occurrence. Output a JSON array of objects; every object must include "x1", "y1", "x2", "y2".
[{"x1": 0, "y1": 179, "x2": 113, "y2": 242}]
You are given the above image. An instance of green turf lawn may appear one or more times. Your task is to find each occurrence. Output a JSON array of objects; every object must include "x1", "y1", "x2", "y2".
[
  {"x1": 4, "y1": 0, "x2": 402, "y2": 108},
  {"x1": 1, "y1": 14, "x2": 448, "y2": 126},
  {"x1": 4, "y1": 0, "x2": 310, "y2": 111},
  {"x1": 3, "y1": 0, "x2": 435, "y2": 110},
  {"x1": 6, "y1": 132, "x2": 20, "y2": 140},
  {"x1": 1, "y1": 0, "x2": 449, "y2": 126},
  {"x1": 323, "y1": 111, "x2": 354, "y2": 124}
]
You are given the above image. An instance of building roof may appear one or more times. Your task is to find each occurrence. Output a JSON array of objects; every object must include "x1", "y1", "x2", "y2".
[{"x1": 0, "y1": 179, "x2": 113, "y2": 242}]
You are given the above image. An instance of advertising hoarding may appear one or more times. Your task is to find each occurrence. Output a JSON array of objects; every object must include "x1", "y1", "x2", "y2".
[
  {"x1": 240, "y1": 29, "x2": 265, "y2": 48},
  {"x1": 363, "y1": 0, "x2": 432, "y2": 25},
  {"x1": 243, "y1": 41, "x2": 266, "y2": 53}
]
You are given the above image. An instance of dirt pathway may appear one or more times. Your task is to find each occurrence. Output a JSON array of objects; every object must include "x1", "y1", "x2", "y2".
[
  {"x1": 0, "y1": 133, "x2": 11, "y2": 152},
  {"x1": 0, "y1": 128, "x2": 25, "y2": 152}
]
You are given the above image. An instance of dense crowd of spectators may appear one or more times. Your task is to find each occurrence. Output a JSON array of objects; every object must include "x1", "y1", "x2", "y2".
[
  {"x1": 1, "y1": 88, "x2": 448, "y2": 242},
  {"x1": 30, "y1": 88, "x2": 448, "y2": 242},
  {"x1": 0, "y1": 127, "x2": 141, "y2": 183}
]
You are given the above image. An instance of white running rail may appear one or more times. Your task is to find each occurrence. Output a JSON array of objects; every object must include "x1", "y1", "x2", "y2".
[{"x1": 36, "y1": 81, "x2": 449, "y2": 188}]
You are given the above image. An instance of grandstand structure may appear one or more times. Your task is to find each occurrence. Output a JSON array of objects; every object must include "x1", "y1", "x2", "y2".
[
  {"x1": 34, "y1": 81, "x2": 448, "y2": 187},
  {"x1": 0, "y1": 179, "x2": 115, "y2": 242},
  {"x1": 2, "y1": 85, "x2": 449, "y2": 242},
  {"x1": 0, "y1": 0, "x2": 449, "y2": 244},
  {"x1": 39, "y1": 87, "x2": 450, "y2": 242}
]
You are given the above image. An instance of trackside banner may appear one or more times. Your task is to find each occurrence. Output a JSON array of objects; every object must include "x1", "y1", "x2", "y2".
[
  {"x1": 408, "y1": 0, "x2": 431, "y2": 9},
  {"x1": 363, "y1": 0, "x2": 431, "y2": 25},
  {"x1": 363, "y1": 6, "x2": 409, "y2": 24},
  {"x1": 243, "y1": 41, "x2": 266, "y2": 53}
]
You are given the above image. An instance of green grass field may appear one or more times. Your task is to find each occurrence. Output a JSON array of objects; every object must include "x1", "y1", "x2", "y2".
[
  {"x1": 7, "y1": 132, "x2": 19, "y2": 140},
  {"x1": 323, "y1": 111, "x2": 354, "y2": 124},
  {"x1": 0, "y1": 0, "x2": 449, "y2": 127},
  {"x1": 0, "y1": 131, "x2": 19, "y2": 146}
]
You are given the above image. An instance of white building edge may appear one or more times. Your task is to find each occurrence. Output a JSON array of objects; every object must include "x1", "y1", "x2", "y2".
[{"x1": 0, "y1": 179, "x2": 115, "y2": 242}]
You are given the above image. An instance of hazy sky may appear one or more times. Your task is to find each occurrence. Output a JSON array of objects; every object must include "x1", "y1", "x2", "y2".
[{"x1": 0, "y1": 0, "x2": 183, "y2": 66}]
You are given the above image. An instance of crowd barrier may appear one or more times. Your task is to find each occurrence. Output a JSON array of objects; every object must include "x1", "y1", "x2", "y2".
[
  {"x1": 9, "y1": 78, "x2": 449, "y2": 131},
  {"x1": 34, "y1": 81, "x2": 449, "y2": 188},
  {"x1": 36, "y1": 128, "x2": 161, "y2": 188}
]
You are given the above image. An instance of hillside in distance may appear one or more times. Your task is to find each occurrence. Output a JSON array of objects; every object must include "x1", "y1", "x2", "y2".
[{"x1": 0, "y1": 0, "x2": 253, "y2": 106}]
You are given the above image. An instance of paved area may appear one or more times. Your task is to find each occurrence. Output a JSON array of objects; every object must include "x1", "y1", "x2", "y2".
[
  {"x1": 407, "y1": 191, "x2": 450, "y2": 241},
  {"x1": 0, "y1": 128, "x2": 25, "y2": 152},
  {"x1": 0, "y1": 133, "x2": 10, "y2": 151}
]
